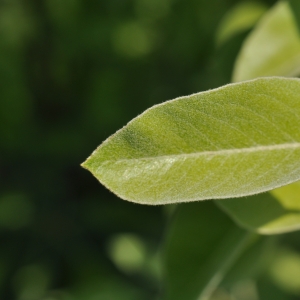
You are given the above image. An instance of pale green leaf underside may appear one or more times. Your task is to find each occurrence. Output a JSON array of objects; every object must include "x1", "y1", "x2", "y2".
[
  {"x1": 82, "y1": 77, "x2": 300, "y2": 205},
  {"x1": 271, "y1": 181, "x2": 300, "y2": 210},
  {"x1": 214, "y1": 181, "x2": 300, "y2": 235},
  {"x1": 233, "y1": 1, "x2": 300, "y2": 82},
  {"x1": 216, "y1": 192, "x2": 300, "y2": 235}
]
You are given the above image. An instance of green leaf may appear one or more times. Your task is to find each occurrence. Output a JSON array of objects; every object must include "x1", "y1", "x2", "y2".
[
  {"x1": 270, "y1": 181, "x2": 300, "y2": 210},
  {"x1": 216, "y1": 192, "x2": 300, "y2": 234},
  {"x1": 82, "y1": 77, "x2": 300, "y2": 205},
  {"x1": 215, "y1": 1, "x2": 267, "y2": 46},
  {"x1": 268, "y1": 247, "x2": 300, "y2": 295},
  {"x1": 221, "y1": 236, "x2": 276, "y2": 288},
  {"x1": 162, "y1": 201, "x2": 254, "y2": 300},
  {"x1": 233, "y1": 1, "x2": 300, "y2": 82},
  {"x1": 289, "y1": 0, "x2": 300, "y2": 33}
]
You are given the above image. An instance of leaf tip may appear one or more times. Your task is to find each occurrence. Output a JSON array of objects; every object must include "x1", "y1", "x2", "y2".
[{"x1": 80, "y1": 158, "x2": 90, "y2": 171}]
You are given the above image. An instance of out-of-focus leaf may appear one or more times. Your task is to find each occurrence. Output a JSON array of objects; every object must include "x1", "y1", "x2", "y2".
[
  {"x1": 82, "y1": 77, "x2": 300, "y2": 205},
  {"x1": 289, "y1": 0, "x2": 300, "y2": 33},
  {"x1": 216, "y1": 1, "x2": 267, "y2": 46},
  {"x1": 268, "y1": 248, "x2": 300, "y2": 295},
  {"x1": 162, "y1": 201, "x2": 253, "y2": 300},
  {"x1": 216, "y1": 193, "x2": 300, "y2": 235},
  {"x1": 229, "y1": 280, "x2": 259, "y2": 300},
  {"x1": 233, "y1": 1, "x2": 300, "y2": 82},
  {"x1": 221, "y1": 237, "x2": 276, "y2": 288},
  {"x1": 112, "y1": 21, "x2": 156, "y2": 58},
  {"x1": 107, "y1": 234, "x2": 147, "y2": 273},
  {"x1": 270, "y1": 181, "x2": 300, "y2": 210}
]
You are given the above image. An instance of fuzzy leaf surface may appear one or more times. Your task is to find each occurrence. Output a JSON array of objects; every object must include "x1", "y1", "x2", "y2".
[{"x1": 82, "y1": 77, "x2": 300, "y2": 205}]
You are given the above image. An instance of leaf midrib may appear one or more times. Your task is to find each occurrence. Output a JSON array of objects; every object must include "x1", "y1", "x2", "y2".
[{"x1": 104, "y1": 142, "x2": 300, "y2": 164}]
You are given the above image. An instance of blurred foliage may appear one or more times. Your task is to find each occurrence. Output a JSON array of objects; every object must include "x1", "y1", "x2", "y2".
[
  {"x1": 232, "y1": 1, "x2": 300, "y2": 82},
  {"x1": 2, "y1": 0, "x2": 300, "y2": 299},
  {"x1": 215, "y1": 1, "x2": 267, "y2": 46}
]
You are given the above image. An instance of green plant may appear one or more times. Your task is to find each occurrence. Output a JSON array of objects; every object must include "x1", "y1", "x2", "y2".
[{"x1": 82, "y1": 1, "x2": 300, "y2": 299}]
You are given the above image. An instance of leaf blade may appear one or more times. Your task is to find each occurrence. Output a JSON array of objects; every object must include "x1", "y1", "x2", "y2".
[{"x1": 82, "y1": 77, "x2": 300, "y2": 205}]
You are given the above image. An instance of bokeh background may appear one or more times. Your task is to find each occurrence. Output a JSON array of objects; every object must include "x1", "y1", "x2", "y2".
[{"x1": 0, "y1": 0, "x2": 280, "y2": 299}]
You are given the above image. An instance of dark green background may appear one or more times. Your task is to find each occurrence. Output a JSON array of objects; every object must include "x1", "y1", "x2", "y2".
[{"x1": 0, "y1": 0, "x2": 283, "y2": 299}]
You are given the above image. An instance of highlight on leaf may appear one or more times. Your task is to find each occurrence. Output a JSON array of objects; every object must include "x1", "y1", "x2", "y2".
[{"x1": 82, "y1": 77, "x2": 300, "y2": 205}]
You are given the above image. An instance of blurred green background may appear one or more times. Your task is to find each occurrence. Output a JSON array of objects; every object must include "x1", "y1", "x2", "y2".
[{"x1": 0, "y1": 0, "x2": 286, "y2": 299}]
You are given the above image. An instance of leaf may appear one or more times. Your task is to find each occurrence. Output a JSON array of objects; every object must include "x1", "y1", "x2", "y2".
[
  {"x1": 225, "y1": 1, "x2": 300, "y2": 236},
  {"x1": 82, "y1": 77, "x2": 300, "y2": 205},
  {"x1": 216, "y1": 193, "x2": 300, "y2": 235},
  {"x1": 162, "y1": 201, "x2": 254, "y2": 300},
  {"x1": 289, "y1": 0, "x2": 300, "y2": 33},
  {"x1": 215, "y1": 1, "x2": 267, "y2": 46},
  {"x1": 270, "y1": 181, "x2": 300, "y2": 210},
  {"x1": 232, "y1": 1, "x2": 300, "y2": 82},
  {"x1": 221, "y1": 236, "x2": 276, "y2": 288},
  {"x1": 268, "y1": 247, "x2": 300, "y2": 295}
]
